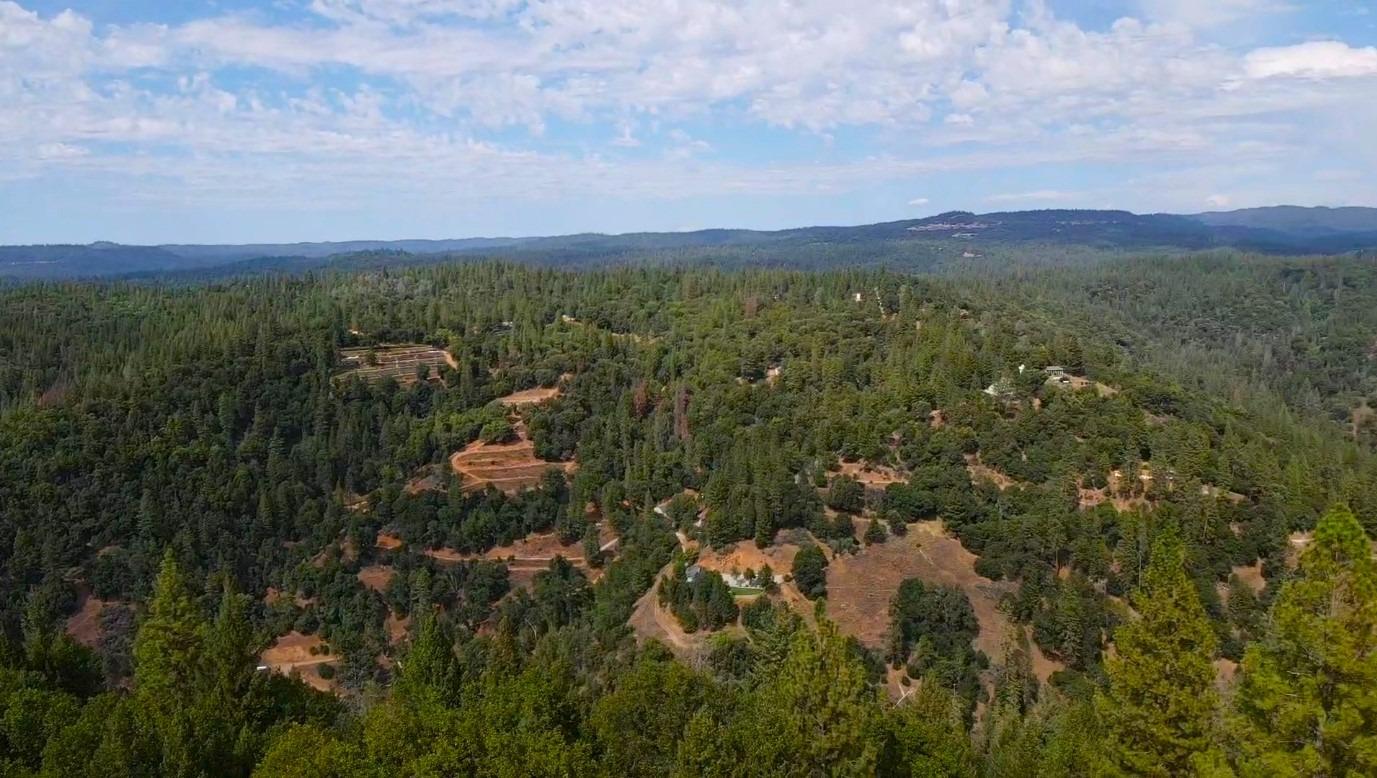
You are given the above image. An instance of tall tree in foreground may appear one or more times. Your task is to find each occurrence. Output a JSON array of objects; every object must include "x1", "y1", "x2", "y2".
[
  {"x1": 133, "y1": 551, "x2": 208, "y2": 778},
  {"x1": 720, "y1": 619, "x2": 881, "y2": 777},
  {"x1": 1230, "y1": 504, "x2": 1377, "y2": 777},
  {"x1": 1097, "y1": 527, "x2": 1221, "y2": 776}
]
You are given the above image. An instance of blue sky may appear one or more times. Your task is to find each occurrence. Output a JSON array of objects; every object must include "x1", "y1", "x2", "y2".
[{"x1": 3, "y1": 0, "x2": 1377, "y2": 244}]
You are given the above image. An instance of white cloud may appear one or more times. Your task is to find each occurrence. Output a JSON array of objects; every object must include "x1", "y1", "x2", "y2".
[
  {"x1": 1205, "y1": 193, "x2": 1232, "y2": 208},
  {"x1": 1245, "y1": 41, "x2": 1377, "y2": 79},
  {"x1": 1138, "y1": 0, "x2": 1291, "y2": 29},
  {"x1": 2, "y1": 0, "x2": 1376, "y2": 231},
  {"x1": 907, "y1": 197, "x2": 930, "y2": 206},
  {"x1": 34, "y1": 142, "x2": 88, "y2": 160}
]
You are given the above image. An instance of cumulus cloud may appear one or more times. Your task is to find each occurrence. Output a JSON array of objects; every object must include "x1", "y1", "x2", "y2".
[
  {"x1": 1245, "y1": 41, "x2": 1377, "y2": 79},
  {"x1": 2, "y1": 0, "x2": 1375, "y2": 234},
  {"x1": 1138, "y1": 0, "x2": 1291, "y2": 29}
]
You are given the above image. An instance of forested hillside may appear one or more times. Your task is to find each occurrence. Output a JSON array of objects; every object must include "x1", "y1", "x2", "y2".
[{"x1": 0, "y1": 258, "x2": 1374, "y2": 775}]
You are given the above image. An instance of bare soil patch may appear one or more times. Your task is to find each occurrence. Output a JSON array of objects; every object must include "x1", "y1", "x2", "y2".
[
  {"x1": 376, "y1": 531, "x2": 404, "y2": 551},
  {"x1": 628, "y1": 564, "x2": 719, "y2": 663},
  {"x1": 425, "y1": 525, "x2": 616, "y2": 565},
  {"x1": 837, "y1": 460, "x2": 906, "y2": 488},
  {"x1": 357, "y1": 565, "x2": 395, "y2": 593},
  {"x1": 694, "y1": 540, "x2": 800, "y2": 579},
  {"x1": 385, "y1": 612, "x2": 411, "y2": 646},
  {"x1": 1286, "y1": 531, "x2": 1313, "y2": 569},
  {"x1": 425, "y1": 524, "x2": 618, "y2": 587},
  {"x1": 825, "y1": 520, "x2": 1061, "y2": 684},
  {"x1": 260, "y1": 631, "x2": 339, "y2": 693},
  {"x1": 496, "y1": 385, "x2": 562, "y2": 407},
  {"x1": 65, "y1": 592, "x2": 108, "y2": 648},
  {"x1": 1064, "y1": 375, "x2": 1119, "y2": 397},
  {"x1": 448, "y1": 421, "x2": 575, "y2": 494},
  {"x1": 337, "y1": 344, "x2": 456, "y2": 386},
  {"x1": 1215, "y1": 658, "x2": 1239, "y2": 690}
]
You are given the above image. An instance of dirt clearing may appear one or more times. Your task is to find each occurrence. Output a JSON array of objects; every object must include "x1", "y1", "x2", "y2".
[
  {"x1": 825, "y1": 520, "x2": 1060, "y2": 683},
  {"x1": 694, "y1": 540, "x2": 801, "y2": 579},
  {"x1": 837, "y1": 460, "x2": 906, "y2": 488},
  {"x1": 65, "y1": 592, "x2": 109, "y2": 648},
  {"x1": 260, "y1": 631, "x2": 340, "y2": 693},
  {"x1": 628, "y1": 564, "x2": 723, "y2": 664},
  {"x1": 425, "y1": 524, "x2": 618, "y2": 587},
  {"x1": 337, "y1": 344, "x2": 456, "y2": 386},
  {"x1": 357, "y1": 565, "x2": 396, "y2": 593},
  {"x1": 496, "y1": 385, "x2": 562, "y2": 407},
  {"x1": 449, "y1": 421, "x2": 575, "y2": 494}
]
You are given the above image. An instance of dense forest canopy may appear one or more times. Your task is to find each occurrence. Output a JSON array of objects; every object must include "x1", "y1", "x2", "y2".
[{"x1": 0, "y1": 252, "x2": 1374, "y2": 775}]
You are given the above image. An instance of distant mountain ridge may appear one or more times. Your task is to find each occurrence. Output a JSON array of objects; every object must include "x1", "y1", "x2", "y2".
[
  {"x1": 1191, "y1": 205, "x2": 1377, "y2": 236},
  {"x1": 4, "y1": 206, "x2": 1375, "y2": 281}
]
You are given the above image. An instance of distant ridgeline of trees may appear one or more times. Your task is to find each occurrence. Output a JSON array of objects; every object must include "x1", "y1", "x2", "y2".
[{"x1": 0, "y1": 257, "x2": 1373, "y2": 774}]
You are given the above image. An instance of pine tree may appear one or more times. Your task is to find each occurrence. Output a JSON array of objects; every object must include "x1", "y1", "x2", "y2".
[
  {"x1": 133, "y1": 550, "x2": 208, "y2": 777},
  {"x1": 199, "y1": 583, "x2": 260, "y2": 773},
  {"x1": 1230, "y1": 504, "x2": 1377, "y2": 776},
  {"x1": 396, "y1": 610, "x2": 459, "y2": 706},
  {"x1": 735, "y1": 619, "x2": 881, "y2": 776},
  {"x1": 1097, "y1": 528, "x2": 1221, "y2": 776}
]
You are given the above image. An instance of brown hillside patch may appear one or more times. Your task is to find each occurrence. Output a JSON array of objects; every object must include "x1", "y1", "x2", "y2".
[
  {"x1": 376, "y1": 531, "x2": 404, "y2": 551},
  {"x1": 965, "y1": 454, "x2": 1019, "y2": 491},
  {"x1": 385, "y1": 612, "x2": 411, "y2": 646},
  {"x1": 357, "y1": 565, "x2": 395, "y2": 593},
  {"x1": 37, "y1": 381, "x2": 69, "y2": 408},
  {"x1": 337, "y1": 344, "x2": 456, "y2": 386},
  {"x1": 1286, "y1": 531, "x2": 1313, "y2": 569},
  {"x1": 1232, "y1": 561, "x2": 1266, "y2": 595},
  {"x1": 1353, "y1": 402, "x2": 1375, "y2": 441},
  {"x1": 425, "y1": 525, "x2": 617, "y2": 566},
  {"x1": 448, "y1": 421, "x2": 575, "y2": 495},
  {"x1": 1078, "y1": 486, "x2": 1107, "y2": 509},
  {"x1": 838, "y1": 460, "x2": 906, "y2": 488},
  {"x1": 425, "y1": 524, "x2": 618, "y2": 587},
  {"x1": 448, "y1": 446, "x2": 572, "y2": 495},
  {"x1": 497, "y1": 385, "x2": 562, "y2": 407},
  {"x1": 695, "y1": 540, "x2": 801, "y2": 578},
  {"x1": 826, "y1": 521, "x2": 1061, "y2": 683},
  {"x1": 65, "y1": 592, "x2": 108, "y2": 648},
  {"x1": 628, "y1": 565, "x2": 719, "y2": 663},
  {"x1": 1064, "y1": 375, "x2": 1119, "y2": 397},
  {"x1": 1215, "y1": 658, "x2": 1239, "y2": 690},
  {"x1": 260, "y1": 631, "x2": 340, "y2": 693}
]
